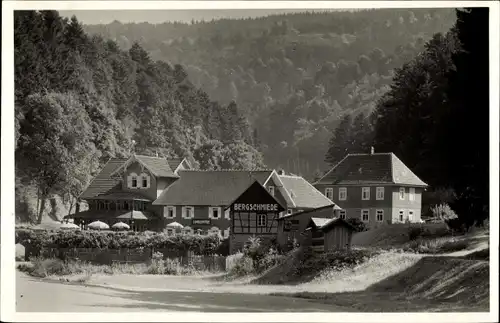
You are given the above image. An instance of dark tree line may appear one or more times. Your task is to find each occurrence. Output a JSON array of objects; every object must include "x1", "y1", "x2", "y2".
[{"x1": 326, "y1": 8, "x2": 489, "y2": 225}]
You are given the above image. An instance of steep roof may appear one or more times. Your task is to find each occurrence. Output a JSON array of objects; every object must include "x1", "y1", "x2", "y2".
[
  {"x1": 153, "y1": 170, "x2": 274, "y2": 206},
  {"x1": 277, "y1": 204, "x2": 342, "y2": 221},
  {"x1": 134, "y1": 155, "x2": 177, "y2": 177},
  {"x1": 278, "y1": 175, "x2": 335, "y2": 209},
  {"x1": 79, "y1": 158, "x2": 127, "y2": 199},
  {"x1": 306, "y1": 217, "x2": 356, "y2": 232},
  {"x1": 314, "y1": 153, "x2": 428, "y2": 187},
  {"x1": 168, "y1": 158, "x2": 187, "y2": 172},
  {"x1": 310, "y1": 217, "x2": 332, "y2": 228}
]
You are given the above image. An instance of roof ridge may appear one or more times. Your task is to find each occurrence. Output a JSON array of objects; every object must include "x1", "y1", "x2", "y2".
[
  {"x1": 135, "y1": 154, "x2": 168, "y2": 159},
  {"x1": 313, "y1": 154, "x2": 350, "y2": 185},
  {"x1": 347, "y1": 152, "x2": 393, "y2": 157},
  {"x1": 180, "y1": 169, "x2": 274, "y2": 172},
  {"x1": 278, "y1": 174, "x2": 303, "y2": 178}
]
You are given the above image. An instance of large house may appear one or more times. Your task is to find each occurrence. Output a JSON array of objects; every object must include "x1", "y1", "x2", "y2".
[
  {"x1": 153, "y1": 168, "x2": 334, "y2": 238},
  {"x1": 314, "y1": 150, "x2": 428, "y2": 227},
  {"x1": 70, "y1": 154, "x2": 334, "y2": 237}
]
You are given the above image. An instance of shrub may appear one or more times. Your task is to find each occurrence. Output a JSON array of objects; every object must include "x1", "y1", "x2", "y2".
[
  {"x1": 147, "y1": 251, "x2": 166, "y2": 274},
  {"x1": 431, "y1": 203, "x2": 458, "y2": 220},
  {"x1": 401, "y1": 237, "x2": 470, "y2": 254},
  {"x1": 292, "y1": 248, "x2": 377, "y2": 281},
  {"x1": 15, "y1": 228, "x2": 222, "y2": 255},
  {"x1": 408, "y1": 225, "x2": 425, "y2": 241},
  {"x1": 242, "y1": 236, "x2": 283, "y2": 273},
  {"x1": 346, "y1": 218, "x2": 368, "y2": 232},
  {"x1": 228, "y1": 253, "x2": 254, "y2": 277},
  {"x1": 164, "y1": 258, "x2": 182, "y2": 275},
  {"x1": 25, "y1": 257, "x2": 79, "y2": 278},
  {"x1": 260, "y1": 247, "x2": 286, "y2": 271}
]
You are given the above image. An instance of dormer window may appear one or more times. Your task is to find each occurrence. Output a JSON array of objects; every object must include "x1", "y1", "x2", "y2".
[
  {"x1": 140, "y1": 172, "x2": 150, "y2": 189},
  {"x1": 129, "y1": 173, "x2": 138, "y2": 188}
]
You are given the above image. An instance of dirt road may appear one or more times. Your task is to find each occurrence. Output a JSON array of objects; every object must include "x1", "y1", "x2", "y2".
[{"x1": 15, "y1": 271, "x2": 350, "y2": 312}]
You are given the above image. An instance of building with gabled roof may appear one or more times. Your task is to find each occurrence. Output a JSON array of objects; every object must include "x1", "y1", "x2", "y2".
[
  {"x1": 154, "y1": 169, "x2": 333, "y2": 238},
  {"x1": 68, "y1": 155, "x2": 332, "y2": 239},
  {"x1": 67, "y1": 154, "x2": 192, "y2": 231},
  {"x1": 314, "y1": 149, "x2": 428, "y2": 228}
]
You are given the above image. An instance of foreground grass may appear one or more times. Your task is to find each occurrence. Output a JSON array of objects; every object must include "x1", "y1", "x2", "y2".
[
  {"x1": 399, "y1": 236, "x2": 470, "y2": 254},
  {"x1": 17, "y1": 256, "x2": 213, "y2": 283},
  {"x1": 271, "y1": 255, "x2": 490, "y2": 312}
]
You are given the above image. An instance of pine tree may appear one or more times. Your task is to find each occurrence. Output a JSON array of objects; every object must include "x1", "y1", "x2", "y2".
[
  {"x1": 445, "y1": 8, "x2": 489, "y2": 226},
  {"x1": 325, "y1": 114, "x2": 352, "y2": 165}
]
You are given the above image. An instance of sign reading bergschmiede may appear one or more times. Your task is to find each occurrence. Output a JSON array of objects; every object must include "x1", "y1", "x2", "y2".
[
  {"x1": 192, "y1": 219, "x2": 211, "y2": 225},
  {"x1": 232, "y1": 203, "x2": 279, "y2": 212}
]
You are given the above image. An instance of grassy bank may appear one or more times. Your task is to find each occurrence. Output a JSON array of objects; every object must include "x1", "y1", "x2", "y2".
[
  {"x1": 17, "y1": 255, "x2": 210, "y2": 283},
  {"x1": 271, "y1": 255, "x2": 489, "y2": 312}
]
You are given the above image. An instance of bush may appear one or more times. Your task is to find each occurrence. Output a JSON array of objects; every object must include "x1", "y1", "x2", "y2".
[
  {"x1": 293, "y1": 248, "x2": 376, "y2": 279},
  {"x1": 431, "y1": 203, "x2": 458, "y2": 220},
  {"x1": 147, "y1": 251, "x2": 166, "y2": 274},
  {"x1": 15, "y1": 228, "x2": 222, "y2": 255},
  {"x1": 346, "y1": 218, "x2": 368, "y2": 232},
  {"x1": 228, "y1": 253, "x2": 254, "y2": 277},
  {"x1": 408, "y1": 225, "x2": 425, "y2": 241},
  {"x1": 242, "y1": 236, "x2": 283, "y2": 273},
  {"x1": 401, "y1": 237, "x2": 470, "y2": 254},
  {"x1": 22, "y1": 257, "x2": 79, "y2": 278}
]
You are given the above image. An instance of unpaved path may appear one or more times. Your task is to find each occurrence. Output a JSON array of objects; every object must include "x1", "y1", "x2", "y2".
[{"x1": 15, "y1": 271, "x2": 350, "y2": 312}]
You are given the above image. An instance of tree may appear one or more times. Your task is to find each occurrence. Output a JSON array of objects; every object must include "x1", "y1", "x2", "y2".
[
  {"x1": 445, "y1": 8, "x2": 489, "y2": 227},
  {"x1": 325, "y1": 114, "x2": 352, "y2": 166},
  {"x1": 17, "y1": 92, "x2": 95, "y2": 223}
]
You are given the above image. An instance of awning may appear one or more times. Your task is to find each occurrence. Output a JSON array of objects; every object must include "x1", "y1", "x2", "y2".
[
  {"x1": 65, "y1": 210, "x2": 155, "y2": 221},
  {"x1": 115, "y1": 211, "x2": 152, "y2": 220},
  {"x1": 92, "y1": 192, "x2": 152, "y2": 201}
]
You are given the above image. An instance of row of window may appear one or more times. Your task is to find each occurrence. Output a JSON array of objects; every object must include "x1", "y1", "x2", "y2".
[
  {"x1": 164, "y1": 206, "x2": 231, "y2": 219},
  {"x1": 338, "y1": 209, "x2": 416, "y2": 223},
  {"x1": 164, "y1": 226, "x2": 231, "y2": 238},
  {"x1": 325, "y1": 187, "x2": 416, "y2": 201},
  {"x1": 164, "y1": 206, "x2": 294, "y2": 220},
  {"x1": 127, "y1": 172, "x2": 151, "y2": 189},
  {"x1": 92, "y1": 200, "x2": 147, "y2": 211}
]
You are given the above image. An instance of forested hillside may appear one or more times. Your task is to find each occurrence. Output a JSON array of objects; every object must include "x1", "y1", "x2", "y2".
[
  {"x1": 14, "y1": 11, "x2": 264, "y2": 223},
  {"x1": 83, "y1": 9, "x2": 457, "y2": 178}
]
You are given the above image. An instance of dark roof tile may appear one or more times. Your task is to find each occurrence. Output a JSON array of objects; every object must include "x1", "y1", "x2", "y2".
[
  {"x1": 315, "y1": 153, "x2": 427, "y2": 187},
  {"x1": 278, "y1": 175, "x2": 335, "y2": 209},
  {"x1": 79, "y1": 158, "x2": 127, "y2": 199},
  {"x1": 153, "y1": 170, "x2": 274, "y2": 206},
  {"x1": 135, "y1": 155, "x2": 177, "y2": 177}
]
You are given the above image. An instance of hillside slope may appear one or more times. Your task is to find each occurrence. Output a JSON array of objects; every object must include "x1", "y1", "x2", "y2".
[{"x1": 83, "y1": 9, "x2": 457, "y2": 178}]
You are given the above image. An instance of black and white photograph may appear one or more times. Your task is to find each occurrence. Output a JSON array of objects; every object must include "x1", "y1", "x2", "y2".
[{"x1": 1, "y1": 1, "x2": 499, "y2": 321}]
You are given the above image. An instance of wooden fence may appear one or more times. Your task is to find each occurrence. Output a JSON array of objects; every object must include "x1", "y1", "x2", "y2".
[{"x1": 25, "y1": 246, "x2": 226, "y2": 271}]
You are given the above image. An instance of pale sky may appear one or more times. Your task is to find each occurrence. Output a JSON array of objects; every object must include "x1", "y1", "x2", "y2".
[{"x1": 59, "y1": 9, "x2": 340, "y2": 25}]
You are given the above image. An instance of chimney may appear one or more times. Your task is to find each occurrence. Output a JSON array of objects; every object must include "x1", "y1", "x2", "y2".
[
  {"x1": 278, "y1": 169, "x2": 285, "y2": 176},
  {"x1": 370, "y1": 147, "x2": 375, "y2": 155}
]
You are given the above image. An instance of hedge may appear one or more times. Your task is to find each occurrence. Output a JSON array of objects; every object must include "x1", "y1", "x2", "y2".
[{"x1": 15, "y1": 228, "x2": 222, "y2": 255}]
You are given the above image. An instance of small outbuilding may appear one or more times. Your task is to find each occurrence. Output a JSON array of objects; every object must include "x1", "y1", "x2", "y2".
[
  {"x1": 302, "y1": 217, "x2": 355, "y2": 252},
  {"x1": 276, "y1": 204, "x2": 342, "y2": 251}
]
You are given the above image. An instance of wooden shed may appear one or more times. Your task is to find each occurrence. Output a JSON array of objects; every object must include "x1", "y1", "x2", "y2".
[
  {"x1": 302, "y1": 217, "x2": 355, "y2": 252},
  {"x1": 276, "y1": 204, "x2": 342, "y2": 251}
]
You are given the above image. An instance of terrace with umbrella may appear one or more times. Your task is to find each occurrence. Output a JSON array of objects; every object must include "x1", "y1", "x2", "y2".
[{"x1": 165, "y1": 221, "x2": 183, "y2": 236}]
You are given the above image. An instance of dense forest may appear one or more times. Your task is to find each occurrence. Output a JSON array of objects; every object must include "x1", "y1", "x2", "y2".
[
  {"x1": 14, "y1": 10, "x2": 264, "y2": 223},
  {"x1": 83, "y1": 9, "x2": 457, "y2": 177},
  {"x1": 372, "y1": 8, "x2": 489, "y2": 226}
]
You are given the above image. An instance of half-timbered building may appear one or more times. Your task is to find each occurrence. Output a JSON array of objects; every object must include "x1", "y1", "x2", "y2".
[{"x1": 227, "y1": 181, "x2": 285, "y2": 253}]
